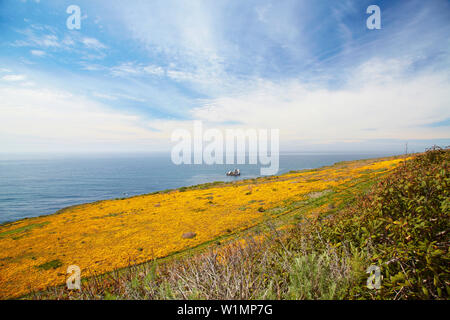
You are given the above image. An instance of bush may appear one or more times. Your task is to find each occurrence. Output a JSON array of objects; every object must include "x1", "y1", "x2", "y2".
[
  {"x1": 287, "y1": 251, "x2": 353, "y2": 300},
  {"x1": 315, "y1": 147, "x2": 449, "y2": 299}
]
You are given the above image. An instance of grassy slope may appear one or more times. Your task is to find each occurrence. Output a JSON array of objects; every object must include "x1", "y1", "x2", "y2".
[
  {"x1": 29, "y1": 148, "x2": 449, "y2": 300},
  {"x1": 22, "y1": 152, "x2": 443, "y2": 300},
  {"x1": 0, "y1": 154, "x2": 404, "y2": 299}
]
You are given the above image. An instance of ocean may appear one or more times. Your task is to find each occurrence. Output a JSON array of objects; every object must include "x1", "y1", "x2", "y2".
[{"x1": 0, "y1": 152, "x2": 396, "y2": 224}]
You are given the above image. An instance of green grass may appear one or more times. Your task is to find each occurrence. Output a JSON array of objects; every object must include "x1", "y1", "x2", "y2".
[
  {"x1": 36, "y1": 259, "x2": 63, "y2": 271},
  {"x1": 0, "y1": 222, "x2": 50, "y2": 239}
]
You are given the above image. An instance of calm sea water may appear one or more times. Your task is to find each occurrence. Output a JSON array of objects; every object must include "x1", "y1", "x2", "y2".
[{"x1": 0, "y1": 152, "x2": 396, "y2": 224}]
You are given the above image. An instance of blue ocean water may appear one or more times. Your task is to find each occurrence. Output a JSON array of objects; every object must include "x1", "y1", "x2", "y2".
[{"x1": 0, "y1": 152, "x2": 396, "y2": 224}]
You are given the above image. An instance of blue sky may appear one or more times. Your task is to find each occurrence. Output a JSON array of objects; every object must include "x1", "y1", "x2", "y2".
[{"x1": 0, "y1": 0, "x2": 449, "y2": 153}]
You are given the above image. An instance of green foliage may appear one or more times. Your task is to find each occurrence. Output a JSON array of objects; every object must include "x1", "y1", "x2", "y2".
[
  {"x1": 36, "y1": 259, "x2": 63, "y2": 271},
  {"x1": 315, "y1": 147, "x2": 449, "y2": 299},
  {"x1": 287, "y1": 252, "x2": 352, "y2": 300},
  {"x1": 0, "y1": 222, "x2": 50, "y2": 239},
  {"x1": 104, "y1": 291, "x2": 119, "y2": 300}
]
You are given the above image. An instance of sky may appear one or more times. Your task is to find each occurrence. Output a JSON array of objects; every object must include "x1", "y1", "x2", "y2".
[{"x1": 0, "y1": 0, "x2": 449, "y2": 154}]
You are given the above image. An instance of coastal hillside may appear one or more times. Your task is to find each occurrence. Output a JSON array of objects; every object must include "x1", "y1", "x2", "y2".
[
  {"x1": 0, "y1": 154, "x2": 404, "y2": 298},
  {"x1": 1, "y1": 149, "x2": 448, "y2": 299}
]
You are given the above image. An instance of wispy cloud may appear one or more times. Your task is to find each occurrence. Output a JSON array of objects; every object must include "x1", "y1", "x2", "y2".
[
  {"x1": 11, "y1": 23, "x2": 108, "y2": 62},
  {"x1": 92, "y1": 90, "x2": 146, "y2": 103},
  {"x1": 0, "y1": 0, "x2": 449, "y2": 153},
  {"x1": 30, "y1": 49, "x2": 46, "y2": 57},
  {"x1": 110, "y1": 62, "x2": 164, "y2": 77},
  {"x1": 81, "y1": 37, "x2": 107, "y2": 50},
  {"x1": 0, "y1": 85, "x2": 159, "y2": 152},
  {"x1": 14, "y1": 32, "x2": 60, "y2": 48},
  {"x1": 1, "y1": 74, "x2": 27, "y2": 81},
  {"x1": 187, "y1": 59, "x2": 450, "y2": 144}
]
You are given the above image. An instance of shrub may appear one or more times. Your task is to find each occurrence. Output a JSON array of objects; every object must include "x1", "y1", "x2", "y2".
[
  {"x1": 315, "y1": 147, "x2": 449, "y2": 299},
  {"x1": 287, "y1": 251, "x2": 352, "y2": 300}
]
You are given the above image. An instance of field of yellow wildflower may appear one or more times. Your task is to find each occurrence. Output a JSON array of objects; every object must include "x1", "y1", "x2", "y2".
[{"x1": 0, "y1": 156, "x2": 407, "y2": 298}]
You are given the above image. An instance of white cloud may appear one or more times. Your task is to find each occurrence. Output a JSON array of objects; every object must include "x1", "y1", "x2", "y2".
[
  {"x1": 27, "y1": 34, "x2": 58, "y2": 47},
  {"x1": 1, "y1": 59, "x2": 448, "y2": 153},
  {"x1": 166, "y1": 70, "x2": 197, "y2": 82},
  {"x1": 4, "y1": 1, "x2": 449, "y2": 153},
  {"x1": 1, "y1": 74, "x2": 27, "y2": 82},
  {"x1": 81, "y1": 37, "x2": 107, "y2": 50},
  {"x1": 184, "y1": 60, "x2": 450, "y2": 145},
  {"x1": 92, "y1": 91, "x2": 146, "y2": 102},
  {"x1": 12, "y1": 28, "x2": 107, "y2": 60},
  {"x1": 13, "y1": 28, "x2": 63, "y2": 49},
  {"x1": 108, "y1": 2, "x2": 232, "y2": 89},
  {"x1": 92, "y1": 92, "x2": 118, "y2": 101},
  {"x1": 81, "y1": 63, "x2": 105, "y2": 71},
  {"x1": 30, "y1": 49, "x2": 46, "y2": 57},
  {"x1": 255, "y1": 4, "x2": 272, "y2": 23},
  {"x1": 110, "y1": 62, "x2": 141, "y2": 76},
  {"x1": 143, "y1": 65, "x2": 164, "y2": 76},
  {"x1": 114, "y1": 93, "x2": 147, "y2": 102},
  {"x1": 0, "y1": 85, "x2": 159, "y2": 152},
  {"x1": 62, "y1": 36, "x2": 75, "y2": 46},
  {"x1": 110, "y1": 62, "x2": 164, "y2": 77}
]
